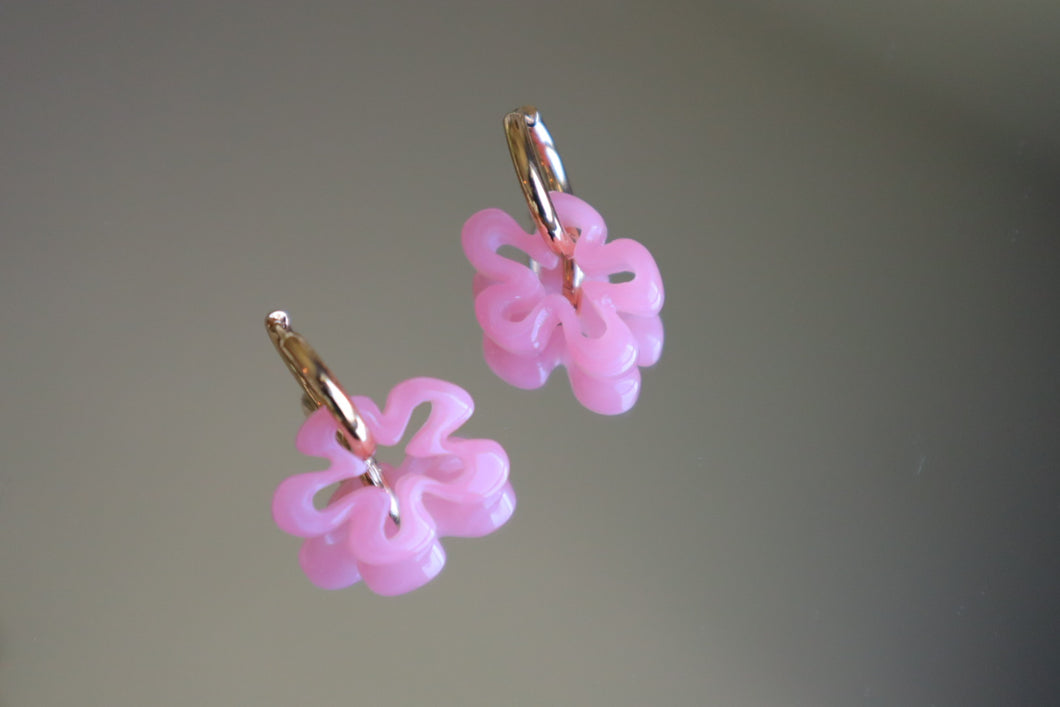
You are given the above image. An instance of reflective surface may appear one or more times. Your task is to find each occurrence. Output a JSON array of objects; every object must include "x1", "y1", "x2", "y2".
[
  {"x1": 265, "y1": 311, "x2": 398, "y2": 522},
  {"x1": 1, "y1": 2, "x2": 1058, "y2": 705},
  {"x1": 503, "y1": 106, "x2": 584, "y2": 301}
]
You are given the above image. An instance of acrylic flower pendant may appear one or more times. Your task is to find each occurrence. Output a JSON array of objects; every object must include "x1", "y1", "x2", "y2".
[
  {"x1": 463, "y1": 191, "x2": 664, "y2": 414},
  {"x1": 272, "y1": 377, "x2": 515, "y2": 596}
]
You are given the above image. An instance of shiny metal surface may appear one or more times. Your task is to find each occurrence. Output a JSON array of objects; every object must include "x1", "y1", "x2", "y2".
[
  {"x1": 265, "y1": 310, "x2": 399, "y2": 524},
  {"x1": 505, "y1": 105, "x2": 584, "y2": 304}
]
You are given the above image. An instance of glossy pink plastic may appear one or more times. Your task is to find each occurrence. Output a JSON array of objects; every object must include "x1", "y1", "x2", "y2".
[
  {"x1": 272, "y1": 377, "x2": 515, "y2": 595},
  {"x1": 463, "y1": 191, "x2": 664, "y2": 414}
]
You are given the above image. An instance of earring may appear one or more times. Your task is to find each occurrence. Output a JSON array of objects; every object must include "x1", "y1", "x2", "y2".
[
  {"x1": 265, "y1": 311, "x2": 515, "y2": 596},
  {"x1": 462, "y1": 106, "x2": 665, "y2": 415}
]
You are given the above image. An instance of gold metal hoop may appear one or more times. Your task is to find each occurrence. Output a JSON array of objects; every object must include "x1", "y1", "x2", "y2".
[
  {"x1": 266, "y1": 311, "x2": 399, "y2": 524},
  {"x1": 504, "y1": 106, "x2": 583, "y2": 305}
]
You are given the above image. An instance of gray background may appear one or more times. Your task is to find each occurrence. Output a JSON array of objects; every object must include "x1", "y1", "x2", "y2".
[{"x1": 2, "y1": 2, "x2": 1058, "y2": 705}]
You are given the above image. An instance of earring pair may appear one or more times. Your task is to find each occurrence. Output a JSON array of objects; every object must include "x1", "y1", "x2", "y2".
[{"x1": 266, "y1": 107, "x2": 664, "y2": 595}]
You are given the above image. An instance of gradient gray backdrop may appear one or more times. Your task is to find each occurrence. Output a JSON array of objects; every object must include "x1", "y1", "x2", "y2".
[{"x1": 2, "y1": 2, "x2": 1059, "y2": 705}]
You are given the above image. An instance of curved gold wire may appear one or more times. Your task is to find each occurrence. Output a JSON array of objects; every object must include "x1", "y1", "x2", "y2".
[
  {"x1": 265, "y1": 311, "x2": 399, "y2": 524},
  {"x1": 504, "y1": 106, "x2": 583, "y2": 305}
]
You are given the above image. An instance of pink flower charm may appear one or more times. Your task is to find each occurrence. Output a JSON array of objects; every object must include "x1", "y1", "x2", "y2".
[
  {"x1": 272, "y1": 377, "x2": 515, "y2": 596},
  {"x1": 463, "y1": 191, "x2": 664, "y2": 414}
]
